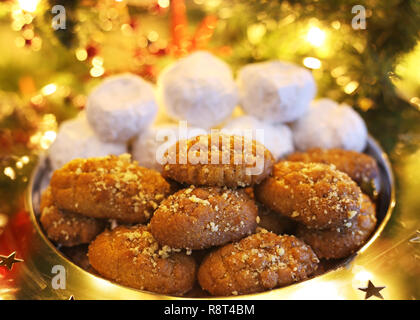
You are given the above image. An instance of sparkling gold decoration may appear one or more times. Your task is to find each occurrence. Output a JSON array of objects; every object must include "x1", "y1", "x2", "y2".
[
  {"x1": 358, "y1": 281, "x2": 386, "y2": 300},
  {"x1": 0, "y1": 252, "x2": 23, "y2": 271}
]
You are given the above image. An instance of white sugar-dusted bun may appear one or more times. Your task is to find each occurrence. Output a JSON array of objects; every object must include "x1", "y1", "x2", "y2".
[
  {"x1": 292, "y1": 98, "x2": 368, "y2": 152},
  {"x1": 132, "y1": 122, "x2": 207, "y2": 171},
  {"x1": 49, "y1": 114, "x2": 127, "y2": 170},
  {"x1": 223, "y1": 115, "x2": 294, "y2": 160},
  {"x1": 237, "y1": 61, "x2": 316, "y2": 123},
  {"x1": 86, "y1": 73, "x2": 157, "y2": 142},
  {"x1": 157, "y1": 51, "x2": 238, "y2": 129}
]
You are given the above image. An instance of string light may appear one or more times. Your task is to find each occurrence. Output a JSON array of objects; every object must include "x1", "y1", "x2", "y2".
[
  {"x1": 3, "y1": 167, "x2": 16, "y2": 180},
  {"x1": 17, "y1": 0, "x2": 40, "y2": 13},
  {"x1": 92, "y1": 56, "x2": 104, "y2": 67},
  {"x1": 303, "y1": 57, "x2": 322, "y2": 69},
  {"x1": 90, "y1": 56, "x2": 105, "y2": 77},
  {"x1": 147, "y1": 31, "x2": 159, "y2": 42},
  {"x1": 344, "y1": 81, "x2": 359, "y2": 94},
  {"x1": 90, "y1": 66, "x2": 105, "y2": 77},
  {"x1": 76, "y1": 48, "x2": 88, "y2": 61},
  {"x1": 247, "y1": 23, "x2": 266, "y2": 45},
  {"x1": 41, "y1": 83, "x2": 57, "y2": 96},
  {"x1": 352, "y1": 266, "x2": 374, "y2": 288},
  {"x1": 21, "y1": 156, "x2": 30, "y2": 164},
  {"x1": 30, "y1": 94, "x2": 43, "y2": 105},
  {"x1": 331, "y1": 20, "x2": 341, "y2": 30},
  {"x1": 306, "y1": 26, "x2": 326, "y2": 47},
  {"x1": 41, "y1": 131, "x2": 57, "y2": 149},
  {"x1": 158, "y1": 0, "x2": 170, "y2": 8}
]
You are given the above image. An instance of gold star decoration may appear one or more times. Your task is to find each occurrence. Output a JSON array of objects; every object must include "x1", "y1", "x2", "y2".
[
  {"x1": 409, "y1": 230, "x2": 420, "y2": 244},
  {"x1": 358, "y1": 280, "x2": 386, "y2": 300},
  {"x1": 0, "y1": 251, "x2": 23, "y2": 270}
]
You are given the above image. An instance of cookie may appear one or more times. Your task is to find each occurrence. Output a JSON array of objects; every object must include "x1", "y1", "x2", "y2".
[
  {"x1": 223, "y1": 115, "x2": 294, "y2": 160},
  {"x1": 86, "y1": 73, "x2": 157, "y2": 142},
  {"x1": 197, "y1": 231, "x2": 319, "y2": 296},
  {"x1": 150, "y1": 186, "x2": 258, "y2": 249},
  {"x1": 158, "y1": 51, "x2": 238, "y2": 128},
  {"x1": 50, "y1": 154, "x2": 171, "y2": 223},
  {"x1": 237, "y1": 60, "x2": 316, "y2": 123},
  {"x1": 297, "y1": 194, "x2": 377, "y2": 259},
  {"x1": 132, "y1": 123, "x2": 206, "y2": 171},
  {"x1": 40, "y1": 187, "x2": 105, "y2": 247},
  {"x1": 292, "y1": 98, "x2": 367, "y2": 152},
  {"x1": 48, "y1": 114, "x2": 126, "y2": 171},
  {"x1": 88, "y1": 225, "x2": 197, "y2": 295},
  {"x1": 254, "y1": 161, "x2": 363, "y2": 229},
  {"x1": 287, "y1": 148, "x2": 380, "y2": 196},
  {"x1": 162, "y1": 133, "x2": 275, "y2": 188}
]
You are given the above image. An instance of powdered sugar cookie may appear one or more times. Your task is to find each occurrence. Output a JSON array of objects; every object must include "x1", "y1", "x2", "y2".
[
  {"x1": 292, "y1": 98, "x2": 368, "y2": 152},
  {"x1": 237, "y1": 61, "x2": 316, "y2": 123},
  {"x1": 223, "y1": 115, "x2": 294, "y2": 160},
  {"x1": 48, "y1": 114, "x2": 126, "y2": 171},
  {"x1": 157, "y1": 51, "x2": 238, "y2": 128},
  {"x1": 86, "y1": 73, "x2": 157, "y2": 142},
  {"x1": 132, "y1": 122, "x2": 207, "y2": 171}
]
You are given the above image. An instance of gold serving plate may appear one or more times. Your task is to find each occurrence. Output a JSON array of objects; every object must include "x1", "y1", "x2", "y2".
[{"x1": 20, "y1": 136, "x2": 395, "y2": 300}]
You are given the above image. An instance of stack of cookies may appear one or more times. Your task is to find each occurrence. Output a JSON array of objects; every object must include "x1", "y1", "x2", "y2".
[
  {"x1": 40, "y1": 50, "x2": 381, "y2": 297},
  {"x1": 39, "y1": 131, "x2": 379, "y2": 297}
]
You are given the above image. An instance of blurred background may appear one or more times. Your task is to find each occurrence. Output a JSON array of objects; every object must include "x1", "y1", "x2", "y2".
[{"x1": 0, "y1": 0, "x2": 419, "y2": 299}]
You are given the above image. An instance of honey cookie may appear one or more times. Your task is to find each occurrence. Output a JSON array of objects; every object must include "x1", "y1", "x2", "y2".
[
  {"x1": 50, "y1": 154, "x2": 171, "y2": 223},
  {"x1": 197, "y1": 231, "x2": 319, "y2": 296},
  {"x1": 88, "y1": 225, "x2": 197, "y2": 295},
  {"x1": 287, "y1": 148, "x2": 380, "y2": 196},
  {"x1": 150, "y1": 186, "x2": 258, "y2": 250},
  {"x1": 162, "y1": 133, "x2": 275, "y2": 188},
  {"x1": 254, "y1": 161, "x2": 363, "y2": 229},
  {"x1": 40, "y1": 187, "x2": 105, "y2": 247},
  {"x1": 297, "y1": 194, "x2": 377, "y2": 259}
]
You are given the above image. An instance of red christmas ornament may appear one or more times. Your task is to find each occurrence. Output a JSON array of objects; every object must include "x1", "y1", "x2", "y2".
[{"x1": 86, "y1": 44, "x2": 98, "y2": 59}]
